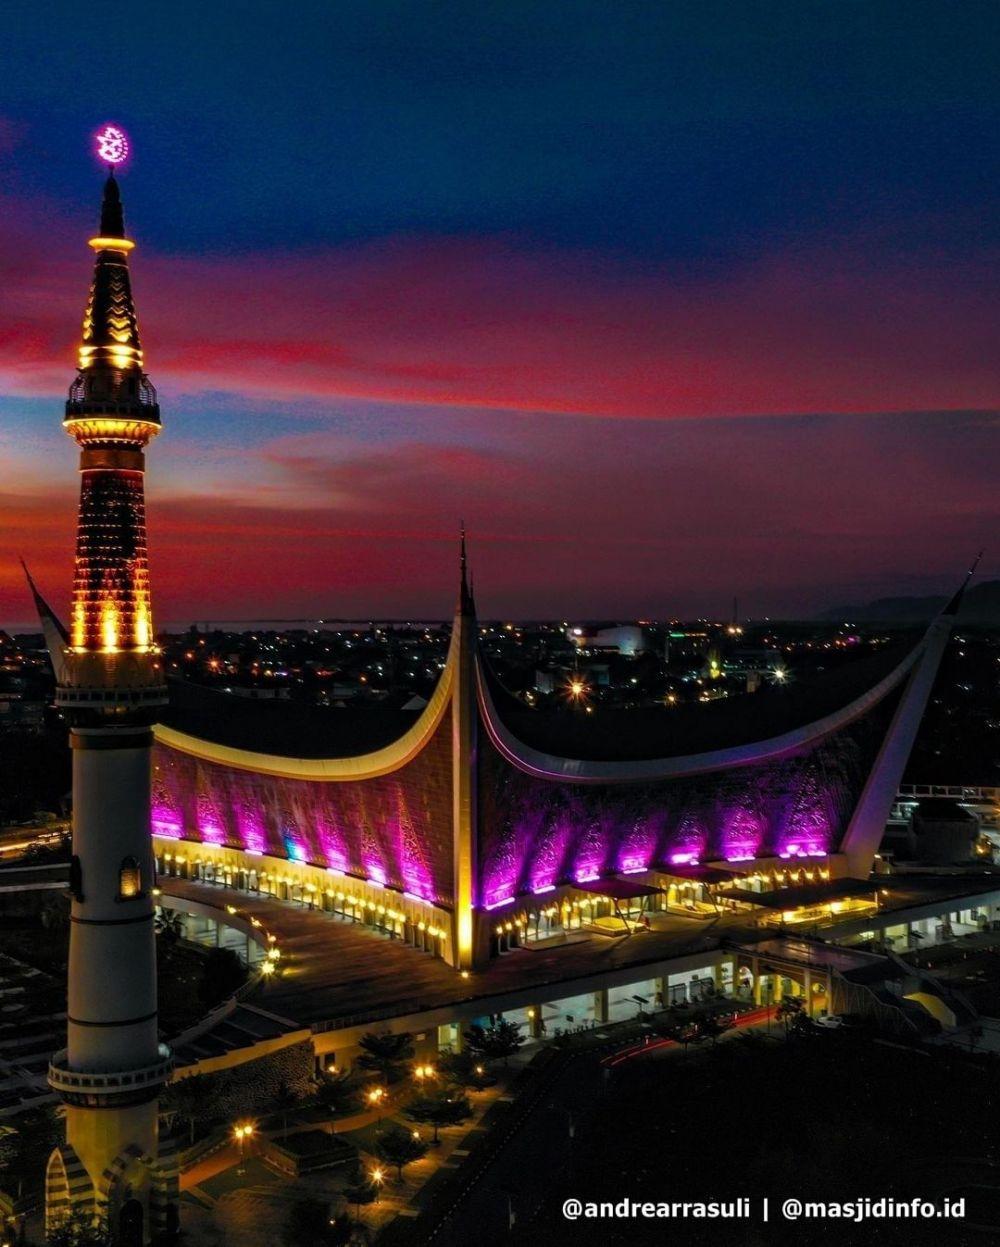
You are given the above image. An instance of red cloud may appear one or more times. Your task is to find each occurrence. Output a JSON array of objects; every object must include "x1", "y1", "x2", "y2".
[
  {"x1": 4, "y1": 412, "x2": 997, "y2": 626},
  {"x1": 1, "y1": 187, "x2": 996, "y2": 418}
]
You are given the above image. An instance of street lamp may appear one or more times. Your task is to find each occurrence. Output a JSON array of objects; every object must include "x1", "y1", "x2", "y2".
[
  {"x1": 233, "y1": 1121, "x2": 255, "y2": 1174},
  {"x1": 367, "y1": 1086, "x2": 386, "y2": 1132},
  {"x1": 371, "y1": 1166, "x2": 385, "y2": 1203},
  {"x1": 563, "y1": 674, "x2": 591, "y2": 707}
]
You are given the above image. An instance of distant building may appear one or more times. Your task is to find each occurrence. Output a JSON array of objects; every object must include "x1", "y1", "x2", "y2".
[
  {"x1": 567, "y1": 624, "x2": 646, "y2": 656},
  {"x1": 0, "y1": 693, "x2": 45, "y2": 733}
]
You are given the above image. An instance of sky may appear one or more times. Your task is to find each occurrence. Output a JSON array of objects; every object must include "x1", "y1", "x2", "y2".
[{"x1": 1, "y1": 2, "x2": 998, "y2": 626}]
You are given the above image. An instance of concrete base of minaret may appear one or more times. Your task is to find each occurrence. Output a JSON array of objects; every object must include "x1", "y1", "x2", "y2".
[{"x1": 46, "y1": 1100, "x2": 178, "y2": 1243}]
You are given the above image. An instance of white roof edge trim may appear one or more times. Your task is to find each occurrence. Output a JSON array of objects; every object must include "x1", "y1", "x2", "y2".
[{"x1": 152, "y1": 627, "x2": 457, "y2": 781}]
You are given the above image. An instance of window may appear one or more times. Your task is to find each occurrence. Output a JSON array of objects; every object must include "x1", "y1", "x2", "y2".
[{"x1": 118, "y1": 856, "x2": 143, "y2": 900}]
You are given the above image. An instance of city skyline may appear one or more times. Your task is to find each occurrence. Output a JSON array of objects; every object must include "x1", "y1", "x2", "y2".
[{"x1": 2, "y1": 3, "x2": 998, "y2": 625}]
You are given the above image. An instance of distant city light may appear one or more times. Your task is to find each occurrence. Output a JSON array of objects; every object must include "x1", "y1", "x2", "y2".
[
  {"x1": 563, "y1": 674, "x2": 590, "y2": 703},
  {"x1": 94, "y1": 123, "x2": 129, "y2": 166}
]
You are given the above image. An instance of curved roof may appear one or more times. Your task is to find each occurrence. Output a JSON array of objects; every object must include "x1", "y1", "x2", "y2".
[
  {"x1": 153, "y1": 628, "x2": 456, "y2": 780},
  {"x1": 477, "y1": 638, "x2": 923, "y2": 783}
]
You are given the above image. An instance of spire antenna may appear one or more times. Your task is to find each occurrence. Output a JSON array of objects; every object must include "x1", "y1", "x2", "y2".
[
  {"x1": 458, "y1": 522, "x2": 475, "y2": 615},
  {"x1": 460, "y1": 521, "x2": 468, "y2": 588},
  {"x1": 942, "y1": 550, "x2": 985, "y2": 618}
]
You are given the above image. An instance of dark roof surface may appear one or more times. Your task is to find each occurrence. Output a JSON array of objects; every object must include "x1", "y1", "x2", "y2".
[
  {"x1": 914, "y1": 798, "x2": 978, "y2": 824},
  {"x1": 725, "y1": 878, "x2": 878, "y2": 910},
  {"x1": 159, "y1": 679, "x2": 422, "y2": 758},
  {"x1": 575, "y1": 877, "x2": 662, "y2": 899},
  {"x1": 483, "y1": 642, "x2": 913, "y2": 762}
]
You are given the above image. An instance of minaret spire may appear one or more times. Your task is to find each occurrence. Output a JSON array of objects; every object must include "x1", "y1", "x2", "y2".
[
  {"x1": 458, "y1": 521, "x2": 475, "y2": 615},
  {"x1": 63, "y1": 169, "x2": 162, "y2": 662}
]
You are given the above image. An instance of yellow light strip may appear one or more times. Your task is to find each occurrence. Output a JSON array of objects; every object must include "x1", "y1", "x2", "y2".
[{"x1": 88, "y1": 237, "x2": 135, "y2": 251}]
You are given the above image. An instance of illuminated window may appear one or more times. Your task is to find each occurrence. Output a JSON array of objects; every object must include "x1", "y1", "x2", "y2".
[{"x1": 118, "y1": 856, "x2": 143, "y2": 900}]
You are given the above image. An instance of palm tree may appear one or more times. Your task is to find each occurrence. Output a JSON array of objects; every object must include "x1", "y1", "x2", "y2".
[
  {"x1": 39, "y1": 894, "x2": 70, "y2": 932},
  {"x1": 356, "y1": 1031, "x2": 414, "y2": 1084},
  {"x1": 272, "y1": 1080, "x2": 302, "y2": 1136},
  {"x1": 154, "y1": 907, "x2": 185, "y2": 944},
  {"x1": 776, "y1": 997, "x2": 803, "y2": 1037},
  {"x1": 161, "y1": 1074, "x2": 223, "y2": 1145}
]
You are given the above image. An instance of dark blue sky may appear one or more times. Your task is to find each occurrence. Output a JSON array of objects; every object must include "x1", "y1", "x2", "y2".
[
  {"x1": 7, "y1": 2, "x2": 997, "y2": 256},
  {"x1": 1, "y1": 3, "x2": 998, "y2": 624}
]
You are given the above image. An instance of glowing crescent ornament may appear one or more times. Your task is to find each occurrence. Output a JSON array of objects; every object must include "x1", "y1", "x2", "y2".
[{"x1": 94, "y1": 124, "x2": 129, "y2": 166}]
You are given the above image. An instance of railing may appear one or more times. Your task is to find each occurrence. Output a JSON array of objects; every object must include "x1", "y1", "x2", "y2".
[
  {"x1": 898, "y1": 784, "x2": 1000, "y2": 802},
  {"x1": 48, "y1": 1044, "x2": 173, "y2": 1095}
]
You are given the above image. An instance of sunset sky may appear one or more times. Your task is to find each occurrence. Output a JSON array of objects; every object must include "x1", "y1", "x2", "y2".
[{"x1": 1, "y1": 3, "x2": 997, "y2": 626}]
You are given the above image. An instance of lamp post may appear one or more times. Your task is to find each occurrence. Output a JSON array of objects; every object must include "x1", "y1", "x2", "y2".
[
  {"x1": 233, "y1": 1122, "x2": 254, "y2": 1175},
  {"x1": 367, "y1": 1086, "x2": 386, "y2": 1133},
  {"x1": 371, "y1": 1166, "x2": 384, "y2": 1204}
]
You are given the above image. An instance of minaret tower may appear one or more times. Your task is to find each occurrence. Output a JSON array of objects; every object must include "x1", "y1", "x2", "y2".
[{"x1": 46, "y1": 129, "x2": 176, "y2": 1244}]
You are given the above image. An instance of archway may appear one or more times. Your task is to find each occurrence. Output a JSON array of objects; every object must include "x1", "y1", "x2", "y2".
[{"x1": 119, "y1": 1197, "x2": 143, "y2": 1247}]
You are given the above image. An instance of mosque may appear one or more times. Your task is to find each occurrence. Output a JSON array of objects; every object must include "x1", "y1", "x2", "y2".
[{"x1": 30, "y1": 151, "x2": 992, "y2": 1244}]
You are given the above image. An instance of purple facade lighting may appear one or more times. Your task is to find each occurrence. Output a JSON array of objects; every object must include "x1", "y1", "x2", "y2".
[
  {"x1": 478, "y1": 691, "x2": 895, "y2": 907},
  {"x1": 151, "y1": 705, "x2": 454, "y2": 905}
]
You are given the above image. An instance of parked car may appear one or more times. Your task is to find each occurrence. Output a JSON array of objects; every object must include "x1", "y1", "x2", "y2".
[{"x1": 813, "y1": 1012, "x2": 847, "y2": 1029}]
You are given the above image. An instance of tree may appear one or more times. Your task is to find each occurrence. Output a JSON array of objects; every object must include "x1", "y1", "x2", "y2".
[
  {"x1": 374, "y1": 1126, "x2": 429, "y2": 1181},
  {"x1": 271, "y1": 1079, "x2": 302, "y2": 1136},
  {"x1": 0, "y1": 1106, "x2": 61, "y2": 1200},
  {"x1": 404, "y1": 1093, "x2": 472, "y2": 1145},
  {"x1": 777, "y1": 997, "x2": 804, "y2": 1037},
  {"x1": 0, "y1": 1130, "x2": 20, "y2": 1197},
  {"x1": 197, "y1": 947, "x2": 247, "y2": 1006},
  {"x1": 160, "y1": 1074, "x2": 224, "y2": 1145},
  {"x1": 356, "y1": 1031, "x2": 414, "y2": 1084},
  {"x1": 154, "y1": 908, "x2": 185, "y2": 944},
  {"x1": 438, "y1": 1050, "x2": 495, "y2": 1091},
  {"x1": 462, "y1": 1020, "x2": 524, "y2": 1067},
  {"x1": 282, "y1": 1198, "x2": 350, "y2": 1247},
  {"x1": 46, "y1": 1210, "x2": 112, "y2": 1246},
  {"x1": 315, "y1": 1067, "x2": 358, "y2": 1116},
  {"x1": 39, "y1": 894, "x2": 70, "y2": 932},
  {"x1": 154, "y1": 908, "x2": 185, "y2": 972},
  {"x1": 700, "y1": 1014, "x2": 732, "y2": 1045},
  {"x1": 343, "y1": 1165, "x2": 379, "y2": 1216}
]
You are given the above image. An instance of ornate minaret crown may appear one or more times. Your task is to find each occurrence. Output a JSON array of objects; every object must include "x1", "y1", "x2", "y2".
[{"x1": 57, "y1": 170, "x2": 166, "y2": 711}]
